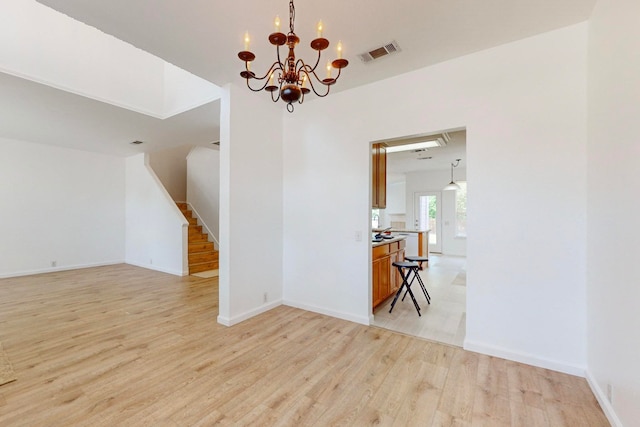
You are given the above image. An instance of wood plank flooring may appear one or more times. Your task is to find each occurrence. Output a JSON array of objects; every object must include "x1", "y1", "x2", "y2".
[{"x1": 0, "y1": 265, "x2": 608, "y2": 426}]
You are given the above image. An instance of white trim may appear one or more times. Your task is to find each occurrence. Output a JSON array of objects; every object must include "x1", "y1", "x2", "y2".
[
  {"x1": 585, "y1": 371, "x2": 624, "y2": 427},
  {"x1": 125, "y1": 261, "x2": 187, "y2": 277},
  {"x1": 463, "y1": 339, "x2": 586, "y2": 377},
  {"x1": 283, "y1": 300, "x2": 370, "y2": 326},
  {"x1": 216, "y1": 300, "x2": 282, "y2": 326},
  {"x1": 188, "y1": 203, "x2": 220, "y2": 249},
  {"x1": 0, "y1": 260, "x2": 124, "y2": 279}
]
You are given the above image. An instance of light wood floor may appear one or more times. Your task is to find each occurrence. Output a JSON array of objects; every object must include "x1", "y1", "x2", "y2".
[
  {"x1": 373, "y1": 255, "x2": 467, "y2": 347},
  {"x1": 0, "y1": 265, "x2": 608, "y2": 426}
]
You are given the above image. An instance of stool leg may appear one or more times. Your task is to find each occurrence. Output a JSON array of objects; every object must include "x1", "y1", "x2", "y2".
[
  {"x1": 404, "y1": 280, "x2": 421, "y2": 316},
  {"x1": 389, "y1": 267, "x2": 406, "y2": 314},
  {"x1": 401, "y1": 268, "x2": 415, "y2": 301},
  {"x1": 390, "y1": 267, "x2": 421, "y2": 316},
  {"x1": 413, "y1": 268, "x2": 431, "y2": 304}
]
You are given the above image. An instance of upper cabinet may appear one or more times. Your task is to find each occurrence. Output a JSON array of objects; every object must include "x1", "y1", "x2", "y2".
[{"x1": 372, "y1": 143, "x2": 387, "y2": 209}]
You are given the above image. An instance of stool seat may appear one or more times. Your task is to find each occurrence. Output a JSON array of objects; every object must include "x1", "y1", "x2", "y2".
[
  {"x1": 392, "y1": 261, "x2": 420, "y2": 268},
  {"x1": 404, "y1": 255, "x2": 429, "y2": 270}
]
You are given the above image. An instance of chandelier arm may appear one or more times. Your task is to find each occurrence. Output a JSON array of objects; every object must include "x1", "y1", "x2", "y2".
[
  {"x1": 303, "y1": 72, "x2": 332, "y2": 97},
  {"x1": 276, "y1": 45, "x2": 284, "y2": 69},
  {"x1": 244, "y1": 62, "x2": 284, "y2": 92},
  {"x1": 305, "y1": 49, "x2": 323, "y2": 75},
  {"x1": 270, "y1": 81, "x2": 282, "y2": 102}
]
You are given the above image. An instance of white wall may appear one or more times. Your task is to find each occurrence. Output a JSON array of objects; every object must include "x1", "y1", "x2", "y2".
[
  {"x1": 187, "y1": 146, "x2": 220, "y2": 247},
  {"x1": 0, "y1": 136, "x2": 125, "y2": 277},
  {"x1": 0, "y1": 0, "x2": 220, "y2": 119},
  {"x1": 283, "y1": 23, "x2": 588, "y2": 373},
  {"x1": 125, "y1": 153, "x2": 188, "y2": 276},
  {"x1": 404, "y1": 168, "x2": 467, "y2": 256},
  {"x1": 218, "y1": 84, "x2": 283, "y2": 326},
  {"x1": 386, "y1": 181, "x2": 406, "y2": 216},
  {"x1": 148, "y1": 144, "x2": 192, "y2": 201},
  {"x1": 587, "y1": 0, "x2": 640, "y2": 425}
]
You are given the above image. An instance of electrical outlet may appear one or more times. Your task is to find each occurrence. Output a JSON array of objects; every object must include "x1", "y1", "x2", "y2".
[
  {"x1": 355, "y1": 231, "x2": 362, "y2": 242},
  {"x1": 150, "y1": 259, "x2": 153, "y2": 265},
  {"x1": 606, "y1": 383, "x2": 614, "y2": 403},
  {"x1": 263, "y1": 292, "x2": 268, "y2": 303},
  {"x1": 51, "y1": 261, "x2": 56, "y2": 267}
]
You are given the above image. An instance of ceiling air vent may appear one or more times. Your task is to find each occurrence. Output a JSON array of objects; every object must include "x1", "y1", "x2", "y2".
[{"x1": 358, "y1": 41, "x2": 401, "y2": 63}]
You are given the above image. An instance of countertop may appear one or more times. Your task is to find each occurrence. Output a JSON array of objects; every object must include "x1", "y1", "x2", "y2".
[
  {"x1": 371, "y1": 234, "x2": 407, "y2": 248},
  {"x1": 373, "y1": 228, "x2": 430, "y2": 234}
]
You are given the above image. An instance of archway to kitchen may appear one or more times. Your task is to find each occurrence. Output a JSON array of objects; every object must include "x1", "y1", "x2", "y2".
[{"x1": 370, "y1": 128, "x2": 467, "y2": 347}]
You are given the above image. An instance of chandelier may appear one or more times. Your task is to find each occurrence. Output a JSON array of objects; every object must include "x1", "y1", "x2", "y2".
[{"x1": 238, "y1": 0, "x2": 348, "y2": 112}]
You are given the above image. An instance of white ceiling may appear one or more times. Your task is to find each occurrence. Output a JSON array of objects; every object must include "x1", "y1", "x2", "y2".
[
  {"x1": 1, "y1": 0, "x2": 596, "y2": 156},
  {"x1": 386, "y1": 130, "x2": 466, "y2": 175}
]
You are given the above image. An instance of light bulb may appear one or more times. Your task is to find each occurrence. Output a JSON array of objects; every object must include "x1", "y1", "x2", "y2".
[
  {"x1": 337, "y1": 40, "x2": 343, "y2": 59},
  {"x1": 244, "y1": 31, "x2": 250, "y2": 51},
  {"x1": 317, "y1": 20, "x2": 323, "y2": 38},
  {"x1": 326, "y1": 61, "x2": 332, "y2": 78},
  {"x1": 274, "y1": 15, "x2": 281, "y2": 33},
  {"x1": 269, "y1": 72, "x2": 274, "y2": 85}
]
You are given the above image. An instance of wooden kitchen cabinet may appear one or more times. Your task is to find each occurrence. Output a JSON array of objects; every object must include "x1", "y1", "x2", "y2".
[
  {"x1": 372, "y1": 143, "x2": 387, "y2": 209},
  {"x1": 372, "y1": 238, "x2": 405, "y2": 310}
]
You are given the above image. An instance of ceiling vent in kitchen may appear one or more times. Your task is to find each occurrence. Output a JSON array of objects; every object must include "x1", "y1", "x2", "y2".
[{"x1": 358, "y1": 40, "x2": 401, "y2": 63}]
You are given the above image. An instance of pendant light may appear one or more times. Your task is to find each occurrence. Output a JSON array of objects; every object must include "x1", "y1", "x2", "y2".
[{"x1": 443, "y1": 159, "x2": 462, "y2": 191}]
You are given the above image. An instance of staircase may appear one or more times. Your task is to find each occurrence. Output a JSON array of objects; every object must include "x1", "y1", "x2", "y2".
[{"x1": 177, "y1": 203, "x2": 219, "y2": 274}]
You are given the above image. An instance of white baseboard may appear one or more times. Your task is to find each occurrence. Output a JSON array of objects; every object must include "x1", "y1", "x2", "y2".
[
  {"x1": 585, "y1": 371, "x2": 623, "y2": 427},
  {"x1": 283, "y1": 299, "x2": 370, "y2": 326},
  {"x1": 0, "y1": 260, "x2": 125, "y2": 279},
  {"x1": 125, "y1": 261, "x2": 185, "y2": 277},
  {"x1": 463, "y1": 339, "x2": 586, "y2": 377},
  {"x1": 217, "y1": 299, "x2": 282, "y2": 327}
]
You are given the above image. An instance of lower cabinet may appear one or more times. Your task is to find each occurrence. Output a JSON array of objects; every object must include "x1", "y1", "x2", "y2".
[{"x1": 372, "y1": 239, "x2": 406, "y2": 310}]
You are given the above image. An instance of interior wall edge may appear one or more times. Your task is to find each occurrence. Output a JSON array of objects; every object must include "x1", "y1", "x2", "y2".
[
  {"x1": 283, "y1": 300, "x2": 370, "y2": 326},
  {"x1": 464, "y1": 339, "x2": 586, "y2": 377}
]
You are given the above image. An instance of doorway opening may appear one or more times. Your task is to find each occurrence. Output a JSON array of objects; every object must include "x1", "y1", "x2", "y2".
[
  {"x1": 370, "y1": 129, "x2": 467, "y2": 347},
  {"x1": 414, "y1": 191, "x2": 442, "y2": 253}
]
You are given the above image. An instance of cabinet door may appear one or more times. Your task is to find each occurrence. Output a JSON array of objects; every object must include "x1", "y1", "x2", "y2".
[
  {"x1": 377, "y1": 144, "x2": 387, "y2": 209},
  {"x1": 371, "y1": 143, "x2": 387, "y2": 209},
  {"x1": 373, "y1": 256, "x2": 391, "y2": 309},
  {"x1": 372, "y1": 144, "x2": 378, "y2": 208}
]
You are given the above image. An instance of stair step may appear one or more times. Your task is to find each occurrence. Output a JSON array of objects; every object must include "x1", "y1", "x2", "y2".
[
  {"x1": 189, "y1": 234, "x2": 209, "y2": 243},
  {"x1": 188, "y1": 225, "x2": 202, "y2": 234},
  {"x1": 188, "y1": 217, "x2": 198, "y2": 225},
  {"x1": 189, "y1": 260, "x2": 219, "y2": 273},
  {"x1": 189, "y1": 241, "x2": 214, "y2": 252},
  {"x1": 189, "y1": 252, "x2": 219, "y2": 264},
  {"x1": 176, "y1": 202, "x2": 188, "y2": 210}
]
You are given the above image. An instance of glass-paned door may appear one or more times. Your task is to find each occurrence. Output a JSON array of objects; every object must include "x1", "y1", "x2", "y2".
[{"x1": 414, "y1": 191, "x2": 442, "y2": 253}]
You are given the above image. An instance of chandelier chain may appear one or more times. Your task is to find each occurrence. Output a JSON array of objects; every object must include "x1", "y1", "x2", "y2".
[{"x1": 289, "y1": 0, "x2": 295, "y2": 34}]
